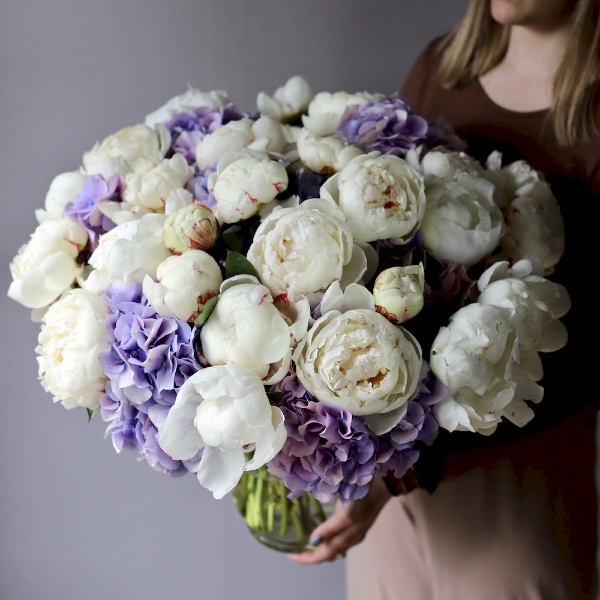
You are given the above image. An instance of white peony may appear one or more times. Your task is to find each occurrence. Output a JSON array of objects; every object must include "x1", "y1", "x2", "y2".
[
  {"x1": 484, "y1": 151, "x2": 545, "y2": 209},
  {"x1": 82, "y1": 213, "x2": 170, "y2": 293},
  {"x1": 420, "y1": 172, "x2": 504, "y2": 266},
  {"x1": 142, "y1": 250, "x2": 223, "y2": 322},
  {"x1": 257, "y1": 75, "x2": 315, "y2": 121},
  {"x1": 82, "y1": 123, "x2": 170, "y2": 179},
  {"x1": 211, "y1": 149, "x2": 288, "y2": 224},
  {"x1": 195, "y1": 119, "x2": 255, "y2": 170},
  {"x1": 501, "y1": 191, "x2": 564, "y2": 272},
  {"x1": 246, "y1": 197, "x2": 367, "y2": 302},
  {"x1": 144, "y1": 87, "x2": 231, "y2": 128},
  {"x1": 8, "y1": 217, "x2": 89, "y2": 309},
  {"x1": 157, "y1": 364, "x2": 286, "y2": 499},
  {"x1": 302, "y1": 90, "x2": 384, "y2": 136},
  {"x1": 200, "y1": 275, "x2": 292, "y2": 384},
  {"x1": 430, "y1": 303, "x2": 533, "y2": 434},
  {"x1": 483, "y1": 152, "x2": 565, "y2": 271},
  {"x1": 321, "y1": 152, "x2": 426, "y2": 244},
  {"x1": 248, "y1": 116, "x2": 290, "y2": 154},
  {"x1": 122, "y1": 153, "x2": 193, "y2": 211},
  {"x1": 36, "y1": 288, "x2": 110, "y2": 410},
  {"x1": 408, "y1": 146, "x2": 484, "y2": 180},
  {"x1": 296, "y1": 128, "x2": 364, "y2": 174},
  {"x1": 477, "y1": 259, "x2": 570, "y2": 353},
  {"x1": 35, "y1": 171, "x2": 89, "y2": 223},
  {"x1": 293, "y1": 307, "x2": 423, "y2": 434}
]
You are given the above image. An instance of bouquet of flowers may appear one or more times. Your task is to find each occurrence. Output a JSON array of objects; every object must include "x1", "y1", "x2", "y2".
[{"x1": 7, "y1": 74, "x2": 570, "y2": 552}]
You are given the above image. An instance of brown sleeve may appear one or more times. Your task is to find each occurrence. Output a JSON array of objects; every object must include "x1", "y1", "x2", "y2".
[
  {"x1": 400, "y1": 36, "x2": 445, "y2": 107},
  {"x1": 401, "y1": 41, "x2": 433, "y2": 102}
]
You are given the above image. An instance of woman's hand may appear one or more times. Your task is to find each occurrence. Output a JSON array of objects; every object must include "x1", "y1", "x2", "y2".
[{"x1": 288, "y1": 475, "x2": 392, "y2": 564}]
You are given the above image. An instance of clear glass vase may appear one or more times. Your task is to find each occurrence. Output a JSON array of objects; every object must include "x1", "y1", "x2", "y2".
[{"x1": 232, "y1": 466, "x2": 334, "y2": 553}]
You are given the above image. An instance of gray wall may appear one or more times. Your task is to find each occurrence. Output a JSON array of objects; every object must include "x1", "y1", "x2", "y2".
[{"x1": 0, "y1": 1, "x2": 467, "y2": 599}]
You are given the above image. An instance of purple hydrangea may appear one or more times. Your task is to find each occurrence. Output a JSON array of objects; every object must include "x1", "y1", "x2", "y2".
[
  {"x1": 293, "y1": 165, "x2": 329, "y2": 201},
  {"x1": 64, "y1": 174, "x2": 122, "y2": 249},
  {"x1": 187, "y1": 165, "x2": 217, "y2": 210},
  {"x1": 266, "y1": 369, "x2": 445, "y2": 504},
  {"x1": 165, "y1": 104, "x2": 246, "y2": 163},
  {"x1": 428, "y1": 260, "x2": 476, "y2": 308},
  {"x1": 337, "y1": 95, "x2": 466, "y2": 156},
  {"x1": 376, "y1": 369, "x2": 446, "y2": 480},
  {"x1": 98, "y1": 282, "x2": 202, "y2": 476},
  {"x1": 421, "y1": 116, "x2": 467, "y2": 153}
]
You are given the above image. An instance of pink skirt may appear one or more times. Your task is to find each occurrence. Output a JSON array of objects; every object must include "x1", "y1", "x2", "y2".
[{"x1": 346, "y1": 406, "x2": 598, "y2": 600}]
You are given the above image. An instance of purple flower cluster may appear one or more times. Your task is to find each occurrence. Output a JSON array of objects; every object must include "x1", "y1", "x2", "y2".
[
  {"x1": 293, "y1": 165, "x2": 329, "y2": 202},
  {"x1": 98, "y1": 282, "x2": 202, "y2": 476},
  {"x1": 266, "y1": 370, "x2": 444, "y2": 504},
  {"x1": 165, "y1": 104, "x2": 245, "y2": 164},
  {"x1": 64, "y1": 174, "x2": 123, "y2": 249},
  {"x1": 422, "y1": 116, "x2": 467, "y2": 154},
  {"x1": 376, "y1": 369, "x2": 445, "y2": 480},
  {"x1": 337, "y1": 95, "x2": 466, "y2": 156},
  {"x1": 188, "y1": 166, "x2": 217, "y2": 210}
]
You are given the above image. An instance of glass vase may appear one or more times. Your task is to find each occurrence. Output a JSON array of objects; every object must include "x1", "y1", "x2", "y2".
[{"x1": 232, "y1": 466, "x2": 334, "y2": 553}]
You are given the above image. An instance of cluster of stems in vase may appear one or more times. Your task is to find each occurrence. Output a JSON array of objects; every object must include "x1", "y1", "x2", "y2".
[{"x1": 234, "y1": 466, "x2": 328, "y2": 540}]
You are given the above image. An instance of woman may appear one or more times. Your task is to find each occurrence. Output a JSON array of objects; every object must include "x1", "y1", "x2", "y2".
[{"x1": 290, "y1": 1, "x2": 600, "y2": 598}]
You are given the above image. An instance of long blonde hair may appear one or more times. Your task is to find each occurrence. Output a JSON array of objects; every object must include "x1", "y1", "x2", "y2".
[{"x1": 437, "y1": 0, "x2": 600, "y2": 146}]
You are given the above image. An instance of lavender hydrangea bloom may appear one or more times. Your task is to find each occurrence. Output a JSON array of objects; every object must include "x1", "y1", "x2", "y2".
[
  {"x1": 165, "y1": 104, "x2": 245, "y2": 163},
  {"x1": 337, "y1": 95, "x2": 466, "y2": 156},
  {"x1": 101, "y1": 391, "x2": 195, "y2": 475},
  {"x1": 293, "y1": 165, "x2": 329, "y2": 201},
  {"x1": 64, "y1": 174, "x2": 122, "y2": 248},
  {"x1": 99, "y1": 282, "x2": 202, "y2": 475},
  {"x1": 421, "y1": 116, "x2": 467, "y2": 153},
  {"x1": 376, "y1": 369, "x2": 446, "y2": 480},
  {"x1": 266, "y1": 369, "x2": 444, "y2": 503},
  {"x1": 188, "y1": 166, "x2": 217, "y2": 210}
]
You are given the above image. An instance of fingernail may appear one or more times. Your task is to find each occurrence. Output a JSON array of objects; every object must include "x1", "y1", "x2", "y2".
[{"x1": 308, "y1": 536, "x2": 323, "y2": 547}]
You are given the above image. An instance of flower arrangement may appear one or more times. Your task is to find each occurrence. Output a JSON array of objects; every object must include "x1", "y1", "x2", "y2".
[{"x1": 7, "y1": 75, "x2": 570, "y2": 551}]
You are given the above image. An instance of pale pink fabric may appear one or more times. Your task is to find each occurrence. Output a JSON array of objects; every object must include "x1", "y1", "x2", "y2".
[{"x1": 346, "y1": 407, "x2": 598, "y2": 600}]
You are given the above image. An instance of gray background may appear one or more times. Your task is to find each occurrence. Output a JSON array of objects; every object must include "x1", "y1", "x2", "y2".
[{"x1": 3, "y1": 1, "x2": 564, "y2": 599}]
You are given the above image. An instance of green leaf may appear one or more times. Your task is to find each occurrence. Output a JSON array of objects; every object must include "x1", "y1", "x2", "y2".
[
  {"x1": 281, "y1": 112, "x2": 305, "y2": 127},
  {"x1": 194, "y1": 295, "x2": 219, "y2": 327},
  {"x1": 225, "y1": 250, "x2": 261, "y2": 282},
  {"x1": 86, "y1": 407, "x2": 98, "y2": 422},
  {"x1": 222, "y1": 224, "x2": 243, "y2": 252},
  {"x1": 266, "y1": 391, "x2": 284, "y2": 403}
]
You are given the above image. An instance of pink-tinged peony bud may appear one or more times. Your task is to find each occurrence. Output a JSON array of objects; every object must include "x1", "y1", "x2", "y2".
[
  {"x1": 373, "y1": 264, "x2": 425, "y2": 324},
  {"x1": 163, "y1": 202, "x2": 219, "y2": 254}
]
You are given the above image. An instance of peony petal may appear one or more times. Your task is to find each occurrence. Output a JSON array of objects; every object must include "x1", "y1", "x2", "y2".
[
  {"x1": 501, "y1": 398, "x2": 535, "y2": 428},
  {"x1": 245, "y1": 407, "x2": 286, "y2": 470},
  {"x1": 197, "y1": 446, "x2": 246, "y2": 499},
  {"x1": 157, "y1": 393, "x2": 204, "y2": 460}
]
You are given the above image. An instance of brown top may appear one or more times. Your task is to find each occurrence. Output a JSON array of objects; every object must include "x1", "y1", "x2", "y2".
[
  {"x1": 401, "y1": 37, "x2": 600, "y2": 193},
  {"x1": 399, "y1": 37, "x2": 600, "y2": 468}
]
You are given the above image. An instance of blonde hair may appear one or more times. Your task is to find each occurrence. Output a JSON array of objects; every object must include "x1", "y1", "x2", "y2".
[{"x1": 437, "y1": 0, "x2": 600, "y2": 146}]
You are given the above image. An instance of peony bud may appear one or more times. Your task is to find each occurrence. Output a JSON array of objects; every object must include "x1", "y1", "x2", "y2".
[
  {"x1": 163, "y1": 202, "x2": 219, "y2": 254},
  {"x1": 373, "y1": 264, "x2": 425, "y2": 324}
]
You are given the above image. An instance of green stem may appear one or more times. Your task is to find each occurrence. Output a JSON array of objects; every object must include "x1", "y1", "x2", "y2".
[
  {"x1": 308, "y1": 492, "x2": 327, "y2": 522},
  {"x1": 233, "y1": 467, "x2": 331, "y2": 550},
  {"x1": 290, "y1": 501, "x2": 304, "y2": 538},
  {"x1": 255, "y1": 474, "x2": 264, "y2": 531},
  {"x1": 278, "y1": 480, "x2": 289, "y2": 537}
]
